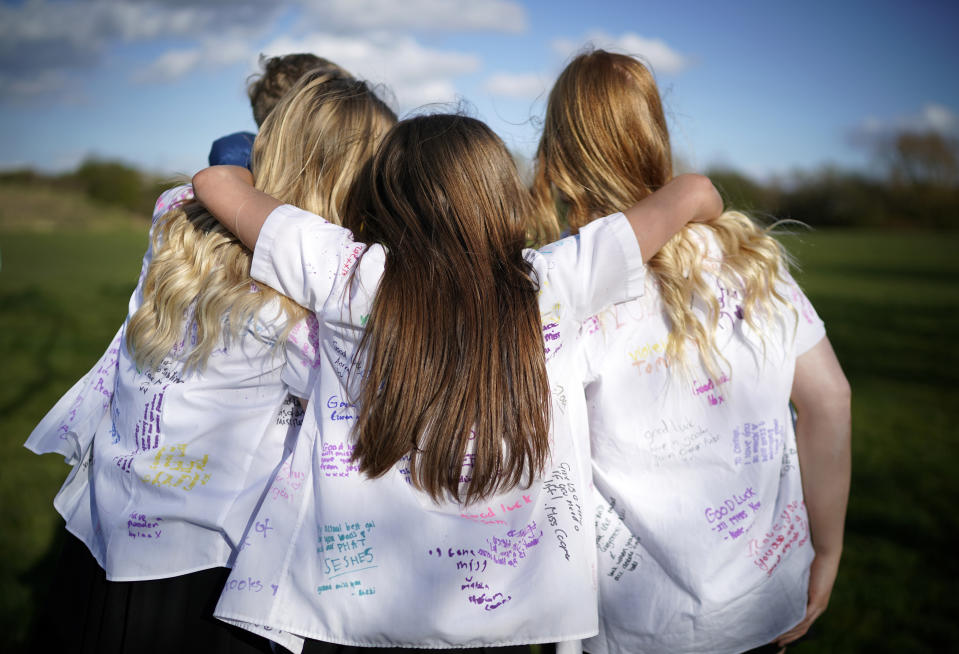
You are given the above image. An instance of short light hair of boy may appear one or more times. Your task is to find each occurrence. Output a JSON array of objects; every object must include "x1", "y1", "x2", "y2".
[{"x1": 247, "y1": 53, "x2": 352, "y2": 126}]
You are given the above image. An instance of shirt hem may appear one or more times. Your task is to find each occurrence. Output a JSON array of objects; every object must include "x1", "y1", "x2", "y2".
[{"x1": 214, "y1": 611, "x2": 598, "y2": 650}]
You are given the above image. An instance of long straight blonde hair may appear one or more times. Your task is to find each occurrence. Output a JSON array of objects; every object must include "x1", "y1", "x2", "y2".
[
  {"x1": 532, "y1": 50, "x2": 790, "y2": 376},
  {"x1": 341, "y1": 114, "x2": 551, "y2": 505},
  {"x1": 127, "y1": 70, "x2": 397, "y2": 372}
]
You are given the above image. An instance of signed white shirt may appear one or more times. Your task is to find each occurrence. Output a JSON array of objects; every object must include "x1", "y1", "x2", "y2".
[
  {"x1": 213, "y1": 206, "x2": 645, "y2": 652},
  {"x1": 26, "y1": 185, "x2": 316, "y2": 581},
  {"x1": 580, "y1": 225, "x2": 826, "y2": 654}
]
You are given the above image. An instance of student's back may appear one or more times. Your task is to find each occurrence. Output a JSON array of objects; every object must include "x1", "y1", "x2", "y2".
[
  {"x1": 26, "y1": 70, "x2": 396, "y2": 651},
  {"x1": 193, "y1": 113, "x2": 722, "y2": 652},
  {"x1": 577, "y1": 228, "x2": 824, "y2": 654},
  {"x1": 532, "y1": 49, "x2": 850, "y2": 654}
]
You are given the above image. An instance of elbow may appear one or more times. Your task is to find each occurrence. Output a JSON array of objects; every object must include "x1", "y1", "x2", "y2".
[
  {"x1": 192, "y1": 165, "x2": 253, "y2": 202},
  {"x1": 823, "y1": 374, "x2": 852, "y2": 444},
  {"x1": 191, "y1": 166, "x2": 224, "y2": 200},
  {"x1": 191, "y1": 167, "x2": 214, "y2": 201},
  {"x1": 835, "y1": 374, "x2": 852, "y2": 408},
  {"x1": 826, "y1": 369, "x2": 852, "y2": 414},
  {"x1": 820, "y1": 375, "x2": 851, "y2": 425},
  {"x1": 681, "y1": 173, "x2": 723, "y2": 222},
  {"x1": 702, "y1": 176, "x2": 723, "y2": 220},
  {"x1": 839, "y1": 377, "x2": 853, "y2": 434},
  {"x1": 792, "y1": 370, "x2": 852, "y2": 436}
]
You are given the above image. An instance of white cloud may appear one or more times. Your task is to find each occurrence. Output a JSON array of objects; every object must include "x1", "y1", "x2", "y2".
[
  {"x1": 136, "y1": 49, "x2": 203, "y2": 82},
  {"x1": 129, "y1": 0, "x2": 524, "y2": 88},
  {"x1": 135, "y1": 36, "x2": 253, "y2": 82},
  {"x1": 300, "y1": 0, "x2": 526, "y2": 33},
  {"x1": 258, "y1": 32, "x2": 480, "y2": 110},
  {"x1": 0, "y1": 0, "x2": 522, "y2": 102},
  {"x1": 552, "y1": 30, "x2": 689, "y2": 75},
  {"x1": 915, "y1": 103, "x2": 959, "y2": 134},
  {"x1": 0, "y1": 70, "x2": 68, "y2": 101},
  {"x1": 850, "y1": 103, "x2": 959, "y2": 145},
  {"x1": 0, "y1": 0, "x2": 273, "y2": 54},
  {"x1": 126, "y1": 0, "x2": 528, "y2": 35},
  {"x1": 858, "y1": 116, "x2": 883, "y2": 135},
  {"x1": 0, "y1": 0, "x2": 285, "y2": 98},
  {"x1": 484, "y1": 73, "x2": 547, "y2": 100}
]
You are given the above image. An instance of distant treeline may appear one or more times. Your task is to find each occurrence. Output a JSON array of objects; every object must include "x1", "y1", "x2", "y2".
[
  {"x1": 707, "y1": 166, "x2": 958, "y2": 229},
  {"x1": 2, "y1": 131, "x2": 958, "y2": 229},
  {"x1": 709, "y1": 128, "x2": 959, "y2": 229},
  {"x1": 0, "y1": 159, "x2": 175, "y2": 218}
]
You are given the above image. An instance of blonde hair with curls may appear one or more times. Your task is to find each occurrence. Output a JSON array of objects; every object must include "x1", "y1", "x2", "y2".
[
  {"x1": 126, "y1": 70, "x2": 397, "y2": 372},
  {"x1": 532, "y1": 50, "x2": 792, "y2": 376}
]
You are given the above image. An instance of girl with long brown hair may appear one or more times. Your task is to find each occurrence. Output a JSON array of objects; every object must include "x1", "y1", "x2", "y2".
[
  {"x1": 26, "y1": 68, "x2": 396, "y2": 651},
  {"x1": 192, "y1": 112, "x2": 722, "y2": 651},
  {"x1": 532, "y1": 49, "x2": 851, "y2": 654}
]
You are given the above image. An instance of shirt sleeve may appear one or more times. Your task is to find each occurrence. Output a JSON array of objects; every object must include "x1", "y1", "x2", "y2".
[
  {"x1": 250, "y1": 204, "x2": 386, "y2": 316},
  {"x1": 533, "y1": 212, "x2": 646, "y2": 323},
  {"x1": 779, "y1": 269, "x2": 826, "y2": 356},
  {"x1": 152, "y1": 184, "x2": 195, "y2": 224}
]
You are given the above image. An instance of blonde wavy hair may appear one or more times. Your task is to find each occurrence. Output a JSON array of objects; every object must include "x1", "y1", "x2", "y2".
[
  {"x1": 532, "y1": 49, "x2": 791, "y2": 376},
  {"x1": 127, "y1": 69, "x2": 397, "y2": 372}
]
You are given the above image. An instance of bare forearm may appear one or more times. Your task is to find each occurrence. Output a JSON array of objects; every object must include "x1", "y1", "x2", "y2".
[
  {"x1": 773, "y1": 337, "x2": 850, "y2": 647},
  {"x1": 623, "y1": 173, "x2": 722, "y2": 262},
  {"x1": 796, "y1": 407, "x2": 851, "y2": 556},
  {"x1": 192, "y1": 165, "x2": 281, "y2": 250}
]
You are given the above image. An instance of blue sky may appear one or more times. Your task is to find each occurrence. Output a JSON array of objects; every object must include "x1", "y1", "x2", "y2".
[{"x1": 1, "y1": 0, "x2": 957, "y2": 181}]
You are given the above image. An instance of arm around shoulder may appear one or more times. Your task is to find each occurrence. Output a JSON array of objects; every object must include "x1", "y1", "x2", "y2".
[
  {"x1": 623, "y1": 173, "x2": 723, "y2": 262},
  {"x1": 192, "y1": 165, "x2": 282, "y2": 250}
]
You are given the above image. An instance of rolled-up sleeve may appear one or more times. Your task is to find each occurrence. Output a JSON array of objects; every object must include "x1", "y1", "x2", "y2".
[
  {"x1": 535, "y1": 212, "x2": 646, "y2": 322},
  {"x1": 251, "y1": 204, "x2": 376, "y2": 315}
]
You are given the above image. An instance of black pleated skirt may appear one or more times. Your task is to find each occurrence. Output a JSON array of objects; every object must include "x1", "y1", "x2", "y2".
[
  {"x1": 28, "y1": 531, "x2": 272, "y2": 653},
  {"x1": 32, "y1": 531, "x2": 556, "y2": 654}
]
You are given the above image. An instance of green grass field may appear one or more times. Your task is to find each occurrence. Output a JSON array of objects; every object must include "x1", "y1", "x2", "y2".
[
  {"x1": 1, "y1": 188, "x2": 957, "y2": 650},
  {"x1": 778, "y1": 230, "x2": 959, "y2": 651}
]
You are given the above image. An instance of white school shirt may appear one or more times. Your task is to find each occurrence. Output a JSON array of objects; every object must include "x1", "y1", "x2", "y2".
[
  {"x1": 25, "y1": 185, "x2": 316, "y2": 581},
  {"x1": 212, "y1": 206, "x2": 646, "y2": 653},
  {"x1": 579, "y1": 226, "x2": 826, "y2": 654}
]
